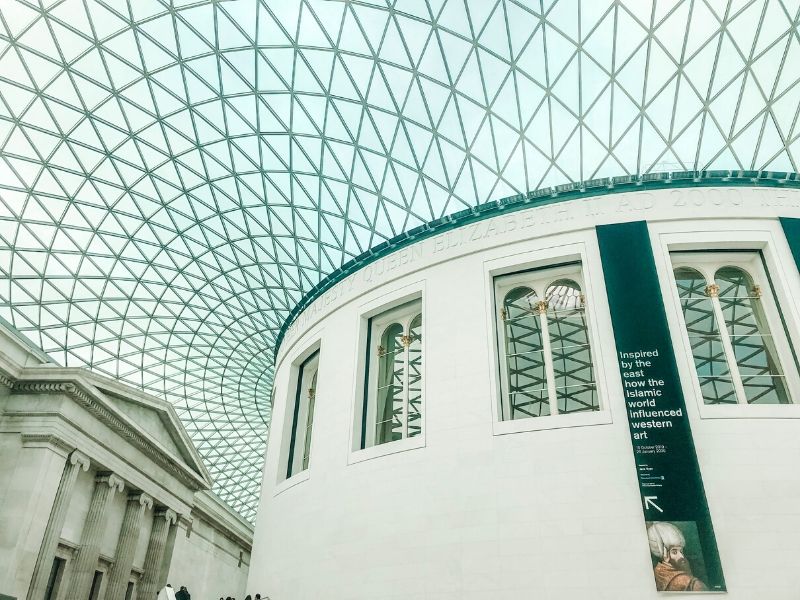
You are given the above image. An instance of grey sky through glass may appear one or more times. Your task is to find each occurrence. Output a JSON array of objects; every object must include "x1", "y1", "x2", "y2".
[{"x1": 1, "y1": 0, "x2": 798, "y2": 520}]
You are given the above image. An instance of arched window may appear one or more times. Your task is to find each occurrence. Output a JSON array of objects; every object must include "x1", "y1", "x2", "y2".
[
  {"x1": 407, "y1": 314, "x2": 423, "y2": 437},
  {"x1": 302, "y1": 370, "x2": 318, "y2": 470},
  {"x1": 286, "y1": 350, "x2": 319, "y2": 478},
  {"x1": 672, "y1": 254, "x2": 793, "y2": 405},
  {"x1": 502, "y1": 287, "x2": 548, "y2": 418},
  {"x1": 375, "y1": 322, "x2": 405, "y2": 444},
  {"x1": 364, "y1": 299, "x2": 423, "y2": 448},
  {"x1": 673, "y1": 267, "x2": 734, "y2": 404},
  {"x1": 546, "y1": 280, "x2": 597, "y2": 414},
  {"x1": 497, "y1": 267, "x2": 598, "y2": 420}
]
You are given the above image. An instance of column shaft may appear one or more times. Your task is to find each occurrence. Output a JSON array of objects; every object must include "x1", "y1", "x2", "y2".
[
  {"x1": 27, "y1": 450, "x2": 90, "y2": 600},
  {"x1": 103, "y1": 493, "x2": 152, "y2": 600},
  {"x1": 137, "y1": 508, "x2": 177, "y2": 600},
  {"x1": 66, "y1": 473, "x2": 124, "y2": 598}
]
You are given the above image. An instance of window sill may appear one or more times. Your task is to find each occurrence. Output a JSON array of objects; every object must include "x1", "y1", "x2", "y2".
[
  {"x1": 492, "y1": 409, "x2": 613, "y2": 435},
  {"x1": 348, "y1": 435, "x2": 425, "y2": 465},
  {"x1": 697, "y1": 402, "x2": 800, "y2": 420},
  {"x1": 273, "y1": 469, "x2": 310, "y2": 497}
]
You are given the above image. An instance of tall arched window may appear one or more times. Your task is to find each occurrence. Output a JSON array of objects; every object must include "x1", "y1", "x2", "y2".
[
  {"x1": 407, "y1": 314, "x2": 423, "y2": 437},
  {"x1": 375, "y1": 322, "x2": 405, "y2": 444},
  {"x1": 286, "y1": 350, "x2": 319, "y2": 478},
  {"x1": 364, "y1": 299, "x2": 423, "y2": 448},
  {"x1": 302, "y1": 369, "x2": 318, "y2": 470},
  {"x1": 673, "y1": 267, "x2": 734, "y2": 404},
  {"x1": 497, "y1": 266, "x2": 598, "y2": 421},
  {"x1": 503, "y1": 287, "x2": 548, "y2": 418},
  {"x1": 547, "y1": 280, "x2": 597, "y2": 414},
  {"x1": 672, "y1": 253, "x2": 795, "y2": 405}
]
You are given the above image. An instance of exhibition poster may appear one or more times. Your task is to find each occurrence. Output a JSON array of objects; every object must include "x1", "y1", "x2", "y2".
[{"x1": 597, "y1": 221, "x2": 725, "y2": 592}]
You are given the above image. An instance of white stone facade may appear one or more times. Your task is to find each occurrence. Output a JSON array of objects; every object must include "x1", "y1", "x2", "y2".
[
  {"x1": 0, "y1": 323, "x2": 252, "y2": 600},
  {"x1": 250, "y1": 186, "x2": 800, "y2": 599}
]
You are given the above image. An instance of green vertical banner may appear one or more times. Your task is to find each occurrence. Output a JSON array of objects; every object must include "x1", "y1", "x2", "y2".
[
  {"x1": 780, "y1": 217, "x2": 800, "y2": 269},
  {"x1": 596, "y1": 221, "x2": 725, "y2": 593}
]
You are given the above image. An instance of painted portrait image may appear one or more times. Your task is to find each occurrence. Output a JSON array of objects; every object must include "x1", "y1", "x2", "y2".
[{"x1": 647, "y1": 521, "x2": 709, "y2": 592}]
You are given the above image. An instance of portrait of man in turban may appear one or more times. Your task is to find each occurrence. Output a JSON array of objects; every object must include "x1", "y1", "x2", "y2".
[{"x1": 647, "y1": 521, "x2": 708, "y2": 592}]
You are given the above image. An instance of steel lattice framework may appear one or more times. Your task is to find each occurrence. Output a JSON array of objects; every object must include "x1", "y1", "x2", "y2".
[{"x1": 1, "y1": 0, "x2": 799, "y2": 520}]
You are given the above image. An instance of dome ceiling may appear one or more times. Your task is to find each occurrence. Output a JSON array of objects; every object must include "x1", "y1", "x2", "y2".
[{"x1": 1, "y1": 0, "x2": 799, "y2": 519}]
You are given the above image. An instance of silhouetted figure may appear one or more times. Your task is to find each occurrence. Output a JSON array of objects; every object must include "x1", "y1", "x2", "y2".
[{"x1": 175, "y1": 586, "x2": 190, "y2": 600}]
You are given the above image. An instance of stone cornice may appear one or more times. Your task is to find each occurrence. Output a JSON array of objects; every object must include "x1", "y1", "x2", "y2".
[
  {"x1": 0, "y1": 371, "x2": 13, "y2": 389},
  {"x1": 20, "y1": 432, "x2": 74, "y2": 456},
  {"x1": 10, "y1": 380, "x2": 209, "y2": 491}
]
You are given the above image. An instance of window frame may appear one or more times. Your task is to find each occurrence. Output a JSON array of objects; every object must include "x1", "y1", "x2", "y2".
[
  {"x1": 670, "y1": 251, "x2": 800, "y2": 407},
  {"x1": 88, "y1": 570, "x2": 104, "y2": 600},
  {"x1": 362, "y1": 300, "x2": 423, "y2": 449},
  {"x1": 286, "y1": 349, "x2": 320, "y2": 479},
  {"x1": 349, "y1": 283, "x2": 426, "y2": 464},
  {"x1": 275, "y1": 338, "x2": 322, "y2": 492},
  {"x1": 495, "y1": 262, "x2": 601, "y2": 421},
  {"x1": 650, "y1": 221, "x2": 800, "y2": 420},
  {"x1": 484, "y1": 240, "x2": 615, "y2": 435},
  {"x1": 44, "y1": 556, "x2": 66, "y2": 600}
]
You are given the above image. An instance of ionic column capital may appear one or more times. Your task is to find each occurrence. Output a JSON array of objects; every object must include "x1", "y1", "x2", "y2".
[
  {"x1": 154, "y1": 507, "x2": 178, "y2": 525},
  {"x1": 96, "y1": 472, "x2": 125, "y2": 493},
  {"x1": 131, "y1": 492, "x2": 154, "y2": 510},
  {"x1": 69, "y1": 449, "x2": 90, "y2": 471}
]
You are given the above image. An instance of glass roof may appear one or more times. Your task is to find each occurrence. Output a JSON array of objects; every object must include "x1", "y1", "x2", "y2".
[{"x1": 1, "y1": 0, "x2": 798, "y2": 520}]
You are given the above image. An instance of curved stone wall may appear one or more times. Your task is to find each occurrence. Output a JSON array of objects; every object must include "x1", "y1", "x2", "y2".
[{"x1": 250, "y1": 185, "x2": 800, "y2": 599}]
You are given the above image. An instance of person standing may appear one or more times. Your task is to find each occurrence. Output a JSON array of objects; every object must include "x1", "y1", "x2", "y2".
[
  {"x1": 175, "y1": 585, "x2": 191, "y2": 600},
  {"x1": 157, "y1": 585, "x2": 176, "y2": 600}
]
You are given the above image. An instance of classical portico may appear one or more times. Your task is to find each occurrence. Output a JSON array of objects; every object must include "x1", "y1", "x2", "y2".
[{"x1": 0, "y1": 323, "x2": 252, "y2": 599}]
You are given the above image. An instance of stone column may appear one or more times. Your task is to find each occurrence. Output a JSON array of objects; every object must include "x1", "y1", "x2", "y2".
[
  {"x1": 26, "y1": 449, "x2": 90, "y2": 600},
  {"x1": 103, "y1": 492, "x2": 152, "y2": 600},
  {"x1": 66, "y1": 472, "x2": 125, "y2": 598},
  {"x1": 137, "y1": 507, "x2": 177, "y2": 600}
]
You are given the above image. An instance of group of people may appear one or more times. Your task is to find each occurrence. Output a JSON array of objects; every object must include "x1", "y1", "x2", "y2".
[
  {"x1": 158, "y1": 585, "x2": 268, "y2": 600},
  {"x1": 157, "y1": 585, "x2": 191, "y2": 600}
]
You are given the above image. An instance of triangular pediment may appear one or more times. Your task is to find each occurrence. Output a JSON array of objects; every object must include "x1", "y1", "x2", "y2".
[
  {"x1": 103, "y1": 389, "x2": 186, "y2": 460},
  {"x1": 90, "y1": 380, "x2": 212, "y2": 487},
  {"x1": 0, "y1": 320, "x2": 212, "y2": 490}
]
